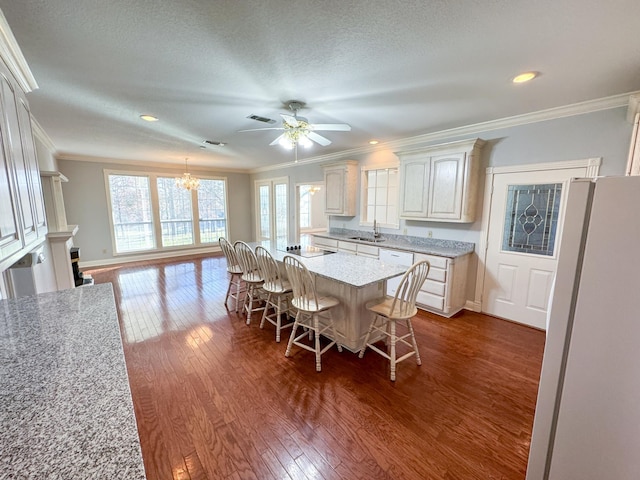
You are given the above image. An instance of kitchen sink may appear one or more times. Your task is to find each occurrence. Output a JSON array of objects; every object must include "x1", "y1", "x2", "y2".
[{"x1": 349, "y1": 236, "x2": 385, "y2": 243}]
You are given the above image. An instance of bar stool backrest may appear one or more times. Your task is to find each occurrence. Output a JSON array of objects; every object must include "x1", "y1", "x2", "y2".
[
  {"x1": 219, "y1": 237, "x2": 241, "y2": 273},
  {"x1": 255, "y1": 246, "x2": 285, "y2": 291},
  {"x1": 389, "y1": 260, "x2": 431, "y2": 318},
  {"x1": 283, "y1": 255, "x2": 319, "y2": 311},
  {"x1": 234, "y1": 241, "x2": 259, "y2": 277}
]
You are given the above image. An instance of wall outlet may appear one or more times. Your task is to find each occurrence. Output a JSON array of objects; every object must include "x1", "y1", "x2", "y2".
[
  {"x1": 427, "y1": 230, "x2": 433, "y2": 238},
  {"x1": 342, "y1": 223, "x2": 346, "y2": 228},
  {"x1": 102, "y1": 248, "x2": 107, "y2": 254},
  {"x1": 403, "y1": 228, "x2": 407, "y2": 235}
]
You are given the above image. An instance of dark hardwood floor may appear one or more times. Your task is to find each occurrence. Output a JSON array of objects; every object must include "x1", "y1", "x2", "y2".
[{"x1": 86, "y1": 254, "x2": 545, "y2": 480}]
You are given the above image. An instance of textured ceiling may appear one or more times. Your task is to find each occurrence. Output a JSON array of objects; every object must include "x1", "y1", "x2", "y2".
[{"x1": 1, "y1": 0, "x2": 639, "y2": 171}]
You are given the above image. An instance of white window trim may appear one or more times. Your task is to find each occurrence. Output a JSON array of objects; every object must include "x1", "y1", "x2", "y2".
[
  {"x1": 359, "y1": 162, "x2": 400, "y2": 229},
  {"x1": 254, "y1": 176, "x2": 289, "y2": 242},
  {"x1": 104, "y1": 169, "x2": 229, "y2": 256}
]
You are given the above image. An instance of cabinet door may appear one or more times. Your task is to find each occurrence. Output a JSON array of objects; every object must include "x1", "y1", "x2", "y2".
[
  {"x1": 400, "y1": 158, "x2": 430, "y2": 217},
  {"x1": 0, "y1": 72, "x2": 37, "y2": 246},
  {"x1": 427, "y1": 153, "x2": 465, "y2": 220},
  {"x1": 0, "y1": 127, "x2": 22, "y2": 261},
  {"x1": 324, "y1": 168, "x2": 345, "y2": 214},
  {"x1": 16, "y1": 93, "x2": 46, "y2": 235}
]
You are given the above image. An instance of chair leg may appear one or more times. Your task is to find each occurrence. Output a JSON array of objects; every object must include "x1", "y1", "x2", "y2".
[
  {"x1": 407, "y1": 318, "x2": 422, "y2": 365},
  {"x1": 390, "y1": 320, "x2": 397, "y2": 381},
  {"x1": 359, "y1": 315, "x2": 378, "y2": 358},
  {"x1": 275, "y1": 296, "x2": 282, "y2": 342},
  {"x1": 224, "y1": 276, "x2": 233, "y2": 310},
  {"x1": 285, "y1": 311, "x2": 301, "y2": 357},
  {"x1": 260, "y1": 292, "x2": 272, "y2": 329},
  {"x1": 313, "y1": 314, "x2": 322, "y2": 372},
  {"x1": 235, "y1": 277, "x2": 245, "y2": 313},
  {"x1": 245, "y1": 284, "x2": 255, "y2": 325},
  {"x1": 328, "y1": 310, "x2": 342, "y2": 352}
]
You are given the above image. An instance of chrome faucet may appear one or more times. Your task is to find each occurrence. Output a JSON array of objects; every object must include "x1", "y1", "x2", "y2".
[{"x1": 373, "y1": 219, "x2": 381, "y2": 239}]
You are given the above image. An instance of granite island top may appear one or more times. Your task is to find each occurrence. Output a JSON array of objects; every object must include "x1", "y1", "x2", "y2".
[
  {"x1": 314, "y1": 229, "x2": 475, "y2": 259},
  {"x1": 250, "y1": 241, "x2": 407, "y2": 288},
  {"x1": 0, "y1": 283, "x2": 146, "y2": 480}
]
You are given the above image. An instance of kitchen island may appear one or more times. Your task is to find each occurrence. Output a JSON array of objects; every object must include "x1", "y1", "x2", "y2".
[
  {"x1": 251, "y1": 241, "x2": 407, "y2": 352},
  {"x1": 0, "y1": 284, "x2": 146, "y2": 479}
]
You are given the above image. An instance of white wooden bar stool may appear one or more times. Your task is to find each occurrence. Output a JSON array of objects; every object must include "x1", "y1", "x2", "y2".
[
  {"x1": 218, "y1": 237, "x2": 245, "y2": 312},
  {"x1": 283, "y1": 255, "x2": 342, "y2": 372},
  {"x1": 233, "y1": 241, "x2": 265, "y2": 325},
  {"x1": 358, "y1": 260, "x2": 430, "y2": 381},
  {"x1": 255, "y1": 246, "x2": 294, "y2": 342}
]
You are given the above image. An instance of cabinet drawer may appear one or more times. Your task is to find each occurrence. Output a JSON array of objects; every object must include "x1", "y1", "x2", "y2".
[
  {"x1": 415, "y1": 252, "x2": 448, "y2": 270},
  {"x1": 427, "y1": 267, "x2": 447, "y2": 283},
  {"x1": 417, "y1": 291, "x2": 445, "y2": 311},
  {"x1": 379, "y1": 249, "x2": 414, "y2": 267},
  {"x1": 422, "y1": 279, "x2": 445, "y2": 297},
  {"x1": 313, "y1": 236, "x2": 338, "y2": 251},
  {"x1": 338, "y1": 240, "x2": 357, "y2": 253},
  {"x1": 357, "y1": 244, "x2": 379, "y2": 258}
]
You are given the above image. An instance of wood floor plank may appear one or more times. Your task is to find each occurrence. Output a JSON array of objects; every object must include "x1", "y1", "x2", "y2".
[{"x1": 87, "y1": 253, "x2": 545, "y2": 480}]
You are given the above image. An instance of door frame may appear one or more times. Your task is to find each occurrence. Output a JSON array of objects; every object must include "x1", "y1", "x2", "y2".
[{"x1": 472, "y1": 158, "x2": 601, "y2": 313}]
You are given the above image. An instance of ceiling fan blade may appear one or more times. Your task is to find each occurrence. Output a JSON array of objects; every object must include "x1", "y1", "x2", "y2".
[
  {"x1": 280, "y1": 114, "x2": 299, "y2": 127},
  {"x1": 309, "y1": 123, "x2": 351, "y2": 131},
  {"x1": 237, "y1": 127, "x2": 284, "y2": 133},
  {"x1": 269, "y1": 133, "x2": 286, "y2": 146},
  {"x1": 307, "y1": 131, "x2": 332, "y2": 146}
]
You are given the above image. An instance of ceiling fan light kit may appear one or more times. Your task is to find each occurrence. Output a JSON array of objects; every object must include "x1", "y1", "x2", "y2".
[{"x1": 239, "y1": 100, "x2": 351, "y2": 156}]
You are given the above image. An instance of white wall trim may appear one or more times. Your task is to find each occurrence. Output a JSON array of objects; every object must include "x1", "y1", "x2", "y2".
[
  {"x1": 80, "y1": 245, "x2": 222, "y2": 269},
  {"x1": 465, "y1": 300, "x2": 482, "y2": 312},
  {"x1": 250, "y1": 91, "x2": 638, "y2": 174},
  {"x1": 474, "y1": 157, "x2": 602, "y2": 314},
  {"x1": 0, "y1": 10, "x2": 38, "y2": 92},
  {"x1": 31, "y1": 116, "x2": 57, "y2": 153},
  {"x1": 627, "y1": 94, "x2": 640, "y2": 123}
]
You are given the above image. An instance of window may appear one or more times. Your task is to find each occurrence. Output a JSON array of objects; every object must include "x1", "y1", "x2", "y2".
[
  {"x1": 157, "y1": 177, "x2": 194, "y2": 247},
  {"x1": 107, "y1": 174, "x2": 155, "y2": 253},
  {"x1": 255, "y1": 177, "x2": 288, "y2": 243},
  {"x1": 360, "y1": 166, "x2": 399, "y2": 227},
  {"x1": 106, "y1": 171, "x2": 228, "y2": 255},
  {"x1": 197, "y1": 179, "x2": 227, "y2": 244}
]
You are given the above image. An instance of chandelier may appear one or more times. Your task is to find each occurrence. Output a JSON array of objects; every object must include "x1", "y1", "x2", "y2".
[{"x1": 175, "y1": 158, "x2": 200, "y2": 191}]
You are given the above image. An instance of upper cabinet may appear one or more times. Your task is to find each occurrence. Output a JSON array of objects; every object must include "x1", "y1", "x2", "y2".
[
  {"x1": 0, "y1": 20, "x2": 47, "y2": 270},
  {"x1": 398, "y1": 138, "x2": 484, "y2": 223},
  {"x1": 323, "y1": 160, "x2": 358, "y2": 216}
]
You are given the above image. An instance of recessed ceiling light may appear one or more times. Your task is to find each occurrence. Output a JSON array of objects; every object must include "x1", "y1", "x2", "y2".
[
  {"x1": 369, "y1": 140, "x2": 379, "y2": 145},
  {"x1": 140, "y1": 114, "x2": 159, "y2": 122},
  {"x1": 512, "y1": 71, "x2": 538, "y2": 84}
]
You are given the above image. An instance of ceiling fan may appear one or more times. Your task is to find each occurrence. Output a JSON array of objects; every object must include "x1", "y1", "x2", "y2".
[{"x1": 239, "y1": 101, "x2": 351, "y2": 150}]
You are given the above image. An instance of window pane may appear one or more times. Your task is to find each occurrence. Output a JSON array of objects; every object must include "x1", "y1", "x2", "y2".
[
  {"x1": 274, "y1": 182, "x2": 288, "y2": 243},
  {"x1": 259, "y1": 185, "x2": 270, "y2": 239},
  {"x1": 299, "y1": 186, "x2": 311, "y2": 229},
  {"x1": 362, "y1": 167, "x2": 399, "y2": 226},
  {"x1": 108, "y1": 174, "x2": 155, "y2": 253},
  {"x1": 157, "y1": 177, "x2": 194, "y2": 247},
  {"x1": 197, "y1": 178, "x2": 227, "y2": 243}
]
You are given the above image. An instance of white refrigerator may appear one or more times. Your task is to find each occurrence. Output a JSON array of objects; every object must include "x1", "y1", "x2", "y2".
[{"x1": 527, "y1": 175, "x2": 640, "y2": 479}]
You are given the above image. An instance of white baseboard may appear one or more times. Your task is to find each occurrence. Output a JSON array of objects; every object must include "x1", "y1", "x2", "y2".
[
  {"x1": 465, "y1": 300, "x2": 482, "y2": 312},
  {"x1": 80, "y1": 246, "x2": 222, "y2": 269}
]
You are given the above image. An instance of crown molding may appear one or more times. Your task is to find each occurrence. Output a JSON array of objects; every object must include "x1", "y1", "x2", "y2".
[
  {"x1": 30, "y1": 116, "x2": 57, "y2": 153},
  {"x1": 627, "y1": 94, "x2": 640, "y2": 123},
  {"x1": 0, "y1": 10, "x2": 38, "y2": 92},
  {"x1": 56, "y1": 152, "x2": 249, "y2": 175},
  {"x1": 249, "y1": 91, "x2": 639, "y2": 174}
]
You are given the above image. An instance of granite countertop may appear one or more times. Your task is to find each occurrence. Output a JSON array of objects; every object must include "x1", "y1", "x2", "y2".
[
  {"x1": 0, "y1": 284, "x2": 146, "y2": 479},
  {"x1": 251, "y1": 241, "x2": 407, "y2": 288},
  {"x1": 314, "y1": 229, "x2": 475, "y2": 259}
]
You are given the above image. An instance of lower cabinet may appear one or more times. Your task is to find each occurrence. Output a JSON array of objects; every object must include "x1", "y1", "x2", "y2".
[{"x1": 414, "y1": 252, "x2": 470, "y2": 317}]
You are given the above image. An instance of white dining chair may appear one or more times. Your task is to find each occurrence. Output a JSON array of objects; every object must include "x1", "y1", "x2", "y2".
[
  {"x1": 358, "y1": 260, "x2": 430, "y2": 381},
  {"x1": 233, "y1": 241, "x2": 265, "y2": 325},
  {"x1": 219, "y1": 237, "x2": 245, "y2": 312},
  {"x1": 283, "y1": 255, "x2": 342, "y2": 372},
  {"x1": 255, "y1": 246, "x2": 294, "y2": 342}
]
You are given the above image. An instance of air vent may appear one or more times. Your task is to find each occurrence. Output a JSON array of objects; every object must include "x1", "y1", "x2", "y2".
[
  {"x1": 247, "y1": 114, "x2": 276, "y2": 124},
  {"x1": 203, "y1": 140, "x2": 226, "y2": 146}
]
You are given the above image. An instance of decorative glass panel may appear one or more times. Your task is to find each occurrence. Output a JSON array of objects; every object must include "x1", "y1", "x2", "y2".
[{"x1": 502, "y1": 183, "x2": 562, "y2": 256}]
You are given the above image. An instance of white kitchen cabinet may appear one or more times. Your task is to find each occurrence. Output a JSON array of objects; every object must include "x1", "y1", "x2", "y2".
[
  {"x1": 312, "y1": 236, "x2": 338, "y2": 252},
  {"x1": 414, "y1": 252, "x2": 470, "y2": 317},
  {"x1": 379, "y1": 248, "x2": 414, "y2": 297},
  {"x1": 337, "y1": 240, "x2": 357, "y2": 254},
  {"x1": 398, "y1": 138, "x2": 484, "y2": 223},
  {"x1": 323, "y1": 161, "x2": 358, "y2": 216},
  {"x1": 0, "y1": 39, "x2": 47, "y2": 272}
]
